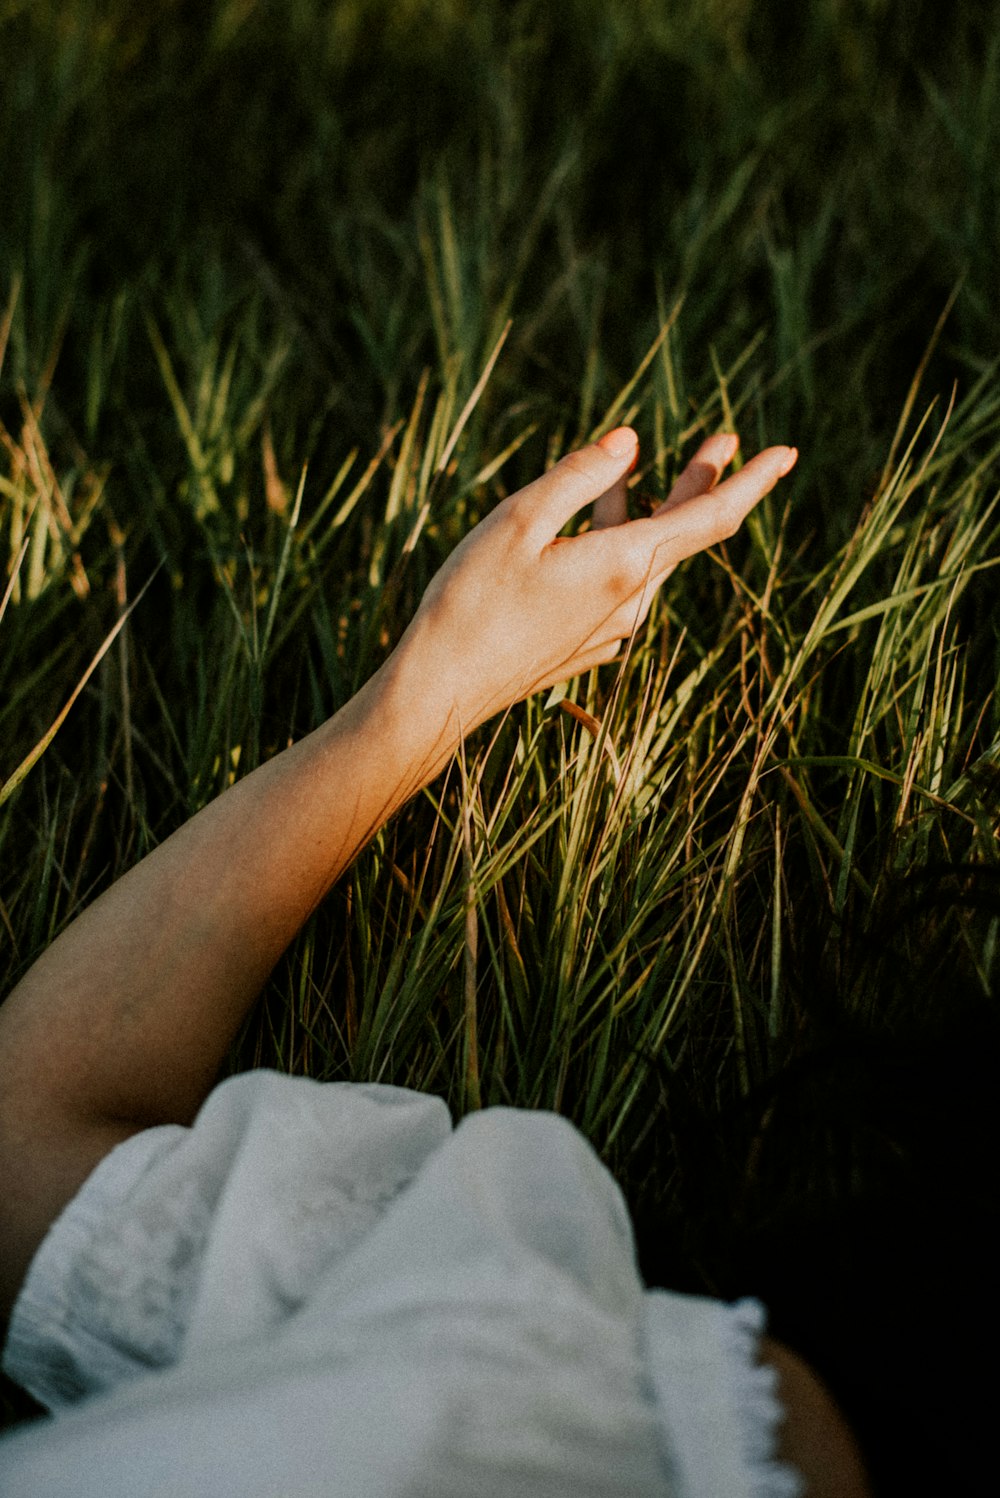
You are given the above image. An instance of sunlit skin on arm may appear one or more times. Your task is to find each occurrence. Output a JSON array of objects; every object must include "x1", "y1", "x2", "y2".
[{"x1": 0, "y1": 428, "x2": 796, "y2": 1320}]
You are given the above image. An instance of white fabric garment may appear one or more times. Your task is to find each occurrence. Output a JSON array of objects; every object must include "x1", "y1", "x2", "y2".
[{"x1": 0, "y1": 1071, "x2": 803, "y2": 1498}]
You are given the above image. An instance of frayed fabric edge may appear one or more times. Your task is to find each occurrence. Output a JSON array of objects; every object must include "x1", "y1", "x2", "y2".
[{"x1": 723, "y1": 1298, "x2": 804, "y2": 1498}]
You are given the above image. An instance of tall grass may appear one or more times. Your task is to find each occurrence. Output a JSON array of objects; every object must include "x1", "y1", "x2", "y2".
[{"x1": 2, "y1": 0, "x2": 999, "y2": 1422}]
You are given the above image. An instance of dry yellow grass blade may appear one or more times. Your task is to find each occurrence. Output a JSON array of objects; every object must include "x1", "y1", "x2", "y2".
[
  {"x1": 435, "y1": 317, "x2": 513, "y2": 478},
  {"x1": 559, "y1": 698, "x2": 624, "y2": 784},
  {"x1": 0, "y1": 568, "x2": 160, "y2": 808}
]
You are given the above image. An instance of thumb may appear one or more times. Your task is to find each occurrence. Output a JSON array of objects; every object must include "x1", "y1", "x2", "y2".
[
  {"x1": 520, "y1": 427, "x2": 639, "y2": 541},
  {"x1": 597, "y1": 427, "x2": 640, "y2": 464}
]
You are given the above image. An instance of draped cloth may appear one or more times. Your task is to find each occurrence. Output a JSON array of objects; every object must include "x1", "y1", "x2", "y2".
[{"x1": 1, "y1": 1071, "x2": 802, "y2": 1498}]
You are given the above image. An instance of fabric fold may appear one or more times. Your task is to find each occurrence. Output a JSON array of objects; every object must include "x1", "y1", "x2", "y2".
[{"x1": 2, "y1": 1071, "x2": 804, "y2": 1498}]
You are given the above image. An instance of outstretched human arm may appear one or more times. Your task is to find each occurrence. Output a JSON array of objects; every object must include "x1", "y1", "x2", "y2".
[{"x1": 0, "y1": 428, "x2": 796, "y2": 1315}]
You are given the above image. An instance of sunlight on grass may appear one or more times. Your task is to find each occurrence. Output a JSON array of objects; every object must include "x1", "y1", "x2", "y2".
[{"x1": 2, "y1": 0, "x2": 998, "y2": 1226}]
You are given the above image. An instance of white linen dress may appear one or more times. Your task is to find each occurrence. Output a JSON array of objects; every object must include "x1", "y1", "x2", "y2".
[{"x1": 1, "y1": 1070, "x2": 803, "y2": 1498}]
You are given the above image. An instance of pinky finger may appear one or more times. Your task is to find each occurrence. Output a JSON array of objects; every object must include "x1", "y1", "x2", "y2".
[{"x1": 529, "y1": 641, "x2": 627, "y2": 699}]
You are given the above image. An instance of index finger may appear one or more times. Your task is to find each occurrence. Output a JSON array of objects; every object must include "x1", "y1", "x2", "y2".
[{"x1": 631, "y1": 445, "x2": 797, "y2": 577}]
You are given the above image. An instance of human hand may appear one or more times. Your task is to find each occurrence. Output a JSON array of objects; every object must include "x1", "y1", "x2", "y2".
[
  {"x1": 399, "y1": 428, "x2": 797, "y2": 735},
  {"x1": 0, "y1": 426, "x2": 797, "y2": 1239}
]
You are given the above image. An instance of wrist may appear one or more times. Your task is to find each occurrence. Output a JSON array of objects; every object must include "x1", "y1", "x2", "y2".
[
  {"x1": 388, "y1": 608, "x2": 522, "y2": 746},
  {"x1": 343, "y1": 626, "x2": 468, "y2": 803}
]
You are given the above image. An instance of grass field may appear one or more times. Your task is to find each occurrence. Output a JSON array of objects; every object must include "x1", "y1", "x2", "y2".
[{"x1": 2, "y1": 0, "x2": 1000, "y2": 1429}]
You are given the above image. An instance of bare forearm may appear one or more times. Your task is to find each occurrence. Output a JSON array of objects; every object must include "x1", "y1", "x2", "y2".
[
  {"x1": 0, "y1": 428, "x2": 796, "y2": 1317},
  {"x1": 0, "y1": 634, "x2": 459, "y2": 1129}
]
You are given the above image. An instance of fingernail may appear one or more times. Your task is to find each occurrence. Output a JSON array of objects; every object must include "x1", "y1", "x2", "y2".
[
  {"x1": 599, "y1": 427, "x2": 639, "y2": 464},
  {"x1": 778, "y1": 446, "x2": 798, "y2": 476}
]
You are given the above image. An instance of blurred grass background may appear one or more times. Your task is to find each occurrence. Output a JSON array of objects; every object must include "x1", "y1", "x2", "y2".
[{"x1": 2, "y1": 0, "x2": 1000, "y2": 1426}]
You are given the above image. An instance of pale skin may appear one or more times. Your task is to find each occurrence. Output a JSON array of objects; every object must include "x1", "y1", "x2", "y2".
[{"x1": 0, "y1": 425, "x2": 869, "y2": 1490}]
